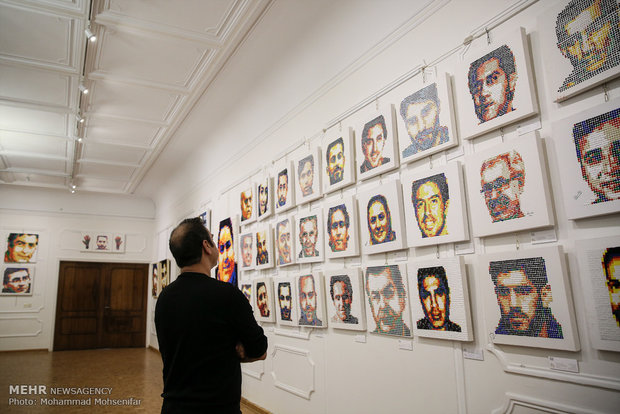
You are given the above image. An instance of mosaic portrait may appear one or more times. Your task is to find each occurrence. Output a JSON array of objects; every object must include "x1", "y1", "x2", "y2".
[
  {"x1": 257, "y1": 176, "x2": 273, "y2": 221},
  {"x1": 198, "y1": 209, "x2": 210, "y2": 230},
  {"x1": 275, "y1": 278, "x2": 296, "y2": 326},
  {"x1": 324, "y1": 269, "x2": 366, "y2": 331},
  {"x1": 1, "y1": 265, "x2": 34, "y2": 296},
  {"x1": 356, "y1": 104, "x2": 399, "y2": 181},
  {"x1": 274, "y1": 160, "x2": 296, "y2": 213},
  {"x1": 295, "y1": 210, "x2": 324, "y2": 264},
  {"x1": 364, "y1": 264, "x2": 412, "y2": 337},
  {"x1": 275, "y1": 217, "x2": 295, "y2": 267},
  {"x1": 295, "y1": 147, "x2": 322, "y2": 204},
  {"x1": 297, "y1": 273, "x2": 327, "y2": 328},
  {"x1": 240, "y1": 186, "x2": 256, "y2": 225},
  {"x1": 152, "y1": 262, "x2": 159, "y2": 298},
  {"x1": 79, "y1": 232, "x2": 124, "y2": 253},
  {"x1": 159, "y1": 258, "x2": 170, "y2": 291},
  {"x1": 322, "y1": 128, "x2": 356, "y2": 194},
  {"x1": 4, "y1": 232, "x2": 39, "y2": 263},
  {"x1": 216, "y1": 217, "x2": 238, "y2": 287},
  {"x1": 254, "y1": 278, "x2": 275, "y2": 323},
  {"x1": 255, "y1": 225, "x2": 274, "y2": 270},
  {"x1": 324, "y1": 195, "x2": 360, "y2": 259},
  {"x1": 239, "y1": 231, "x2": 255, "y2": 270},
  {"x1": 241, "y1": 283, "x2": 252, "y2": 304}
]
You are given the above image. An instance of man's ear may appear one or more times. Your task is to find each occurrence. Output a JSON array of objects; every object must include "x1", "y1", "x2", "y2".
[
  {"x1": 540, "y1": 284, "x2": 553, "y2": 308},
  {"x1": 508, "y1": 72, "x2": 518, "y2": 93}
]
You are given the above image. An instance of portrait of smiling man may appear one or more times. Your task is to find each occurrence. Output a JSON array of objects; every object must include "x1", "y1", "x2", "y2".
[
  {"x1": 298, "y1": 215, "x2": 319, "y2": 259},
  {"x1": 411, "y1": 173, "x2": 450, "y2": 238},
  {"x1": 360, "y1": 115, "x2": 391, "y2": 173},
  {"x1": 366, "y1": 194, "x2": 396, "y2": 245},
  {"x1": 4, "y1": 233, "x2": 39, "y2": 263}
]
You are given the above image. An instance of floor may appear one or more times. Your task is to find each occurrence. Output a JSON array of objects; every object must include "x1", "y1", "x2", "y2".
[{"x1": 0, "y1": 348, "x2": 267, "y2": 413}]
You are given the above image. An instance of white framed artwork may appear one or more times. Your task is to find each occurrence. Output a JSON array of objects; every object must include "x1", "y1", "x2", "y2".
[
  {"x1": 455, "y1": 27, "x2": 539, "y2": 140},
  {"x1": 275, "y1": 216, "x2": 295, "y2": 267},
  {"x1": 1, "y1": 265, "x2": 34, "y2": 296},
  {"x1": 274, "y1": 276, "x2": 298, "y2": 326},
  {"x1": 464, "y1": 134, "x2": 554, "y2": 237},
  {"x1": 538, "y1": 0, "x2": 620, "y2": 103},
  {"x1": 79, "y1": 232, "x2": 124, "y2": 253},
  {"x1": 357, "y1": 180, "x2": 407, "y2": 255},
  {"x1": 324, "y1": 268, "x2": 366, "y2": 331},
  {"x1": 479, "y1": 245, "x2": 580, "y2": 351},
  {"x1": 215, "y1": 216, "x2": 239, "y2": 287},
  {"x1": 151, "y1": 262, "x2": 159, "y2": 298},
  {"x1": 296, "y1": 272, "x2": 327, "y2": 328},
  {"x1": 240, "y1": 281, "x2": 253, "y2": 306},
  {"x1": 294, "y1": 147, "x2": 322, "y2": 204},
  {"x1": 198, "y1": 209, "x2": 211, "y2": 230},
  {"x1": 239, "y1": 185, "x2": 256, "y2": 225},
  {"x1": 254, "y1": 278, "x2": 275, "y2": 323},
  {"x1": 274, "y1": 159, "x2": 296, "y2": 213},
  {"x1": 395, "y1": 72, "x2": 459, "y2": 164},
  {"x1": 408, "y1": 256, "x2": 473, "y2": 341},
  {"x1": 295, "y1": 209, "x2": 324, "y2": 264},
  {"x1": 256, "y1": 176, "x2": 273, "y2": 221},
  {"x1": 355, "y1": 103, "x2": 400, "y2": 181},
  {"x1": 401, "y1": 161, "x2": 469, "y2": 247},
  {"x1": 239, "y1": 231, "x2": 256, "y2": 271},
  {"x1": 4, "y1": 232, "x2": 39, "y2": 262},
  {"x1": 255, "y1": 225, "x2": 274, "y2": 270},
  {"x1": 324, "y1": 195, "x2": 360, "y2": 259},
  {"x1": 322, "y1": 127, "x2": 356, "y2": 194},
  {"x1": 552, "y1": 99, "x2": 620, "y2": 219}
]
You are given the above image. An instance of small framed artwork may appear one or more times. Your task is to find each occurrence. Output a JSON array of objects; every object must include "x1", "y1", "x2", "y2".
[
  {"x1": 355, "y1": 104, "x2": 400, "y2": 181},
  {"x1": 324, "y1": 195, "x2": 360, "y2": 259},
  {"x1": 295, "y1": 209, "x2": 324, "y2": 264},
  {"x1": 464, "y1": 134, "x2": 554, "y2": 237},
  {"x1": 401, "y1": 161, "x2": 469, "y2": 247},
  {"x1": 255, "y1": 225, "x2": 274, "y2": 270},
  {"x1": 239, "y1": 185, "x2": 256, "y2": 225},
  {"x1": 275, "y1": 216, "x2": 296, "y2": 267},
  {"x1": 395, "y1": 73, "x2": 459, "y2": 164},
  {"x1": 4, "y1": 232, "x2": 39, "y2": 263},
  {"x1": 479, "y1": 245, "x2": 580, "y2": 351},
  {"x1": 1, "y1": 265, "x2": 34, "y2": 296},
  {"x1": 296, "y1": 272, "x2": 327, "y2": 328},
  {"x1": 322, "y1": 127, "x2": 356, "y2": 194},
  {"x1": 240, "y1": 282, "x2": 253, "y2": 305},
  {"x1": 274, "y1": 160, "x2": 296, "y2": 213},
  {"x1": 408, "y1": 256, "x2": 473, "y2": 341},
  {"x1": 455, "y1": 27, "x2": 538, "y2": 140},
  {"x1": 254, "y1": 278, "x2": 275, "y2": 323},
  {"x1": 324, "y1": 268, "x2": 366, "y2": 331},
  {"x1": 294, "y1": 147, "x2": 322, "y2": 204},
  {"x1": 80, "y1": 232, "x2": 122, "y2": 253},
  {"x1": 274, "y1": 276, "x2": 298, "y2": 326},
  {"x1": 110, "y1": 233, "x2": 125, "y2": 253},
  {"x1": 364, "y1": 263, "x2": 412, "y2": 337},
  {"x1": 575, "y1": 236, "x2": 620, "y2": 352},
  {"x1": 538, "y1": 0, "x2": 620, "y2": 102},
  {"x1": 159, "y1": 259, "x2": 171, "y2": 291},
  {"x1": 256, "y1": 176, "x2": 273, "y2": 221},
  {"x1": 357, "y1": 180, "x2": 407, "y2": 255},
  {"x1": 198, "y1": 209, "x2": 211, "y2": 230},
  {"x1": 151, "y1": 262, "x2": 159, "y2": 298},
  {"x1": 239, "y1": 231, "x2": 256, "y2": 271},
  {"x1": 552, "y1": 100, "x2": 620, "y2": 219},
  {"x1": 216, "y1": 216, "x2": 239, "y2": 287}
]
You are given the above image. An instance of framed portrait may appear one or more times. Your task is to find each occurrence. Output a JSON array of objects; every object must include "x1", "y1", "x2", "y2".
[
  {"x1": 357, "y1": 180, "x2": 407, "y2": 255},
  {"x1": 479, "y1": 245, "x2": 580, "y2": 351},
  {"x1": 1, "y1": 265, "x2": 34, "y2": 296},
  {"x1": 408, "y1": 257, "x2": 473, "y2": 341},
  {"x1": 322, "y1": 127, "x2": 356, "y2": 194},
  {"x1": 296, "y1": 272, "x2": 327, "y2": 328},
  {"x1": 274, "y1": 276, "x2": 298, "y2": 326},
  {"x1": 254, "y1": 278, "x2": 275, "y2": 323},
  {"x1": 464, "y1": 134, "x2": 554, "y2": 237},
  {"x1": 295, "y1": 209, "x2": 324, "y2": 264},
  {"x1": 551, "y1": 99, "x2": 620, "y2": 219},
  {"x1": 240, "y1": 282, "x2": 253, "y2": 306},
  {"x1": 355, "y1": 104, "x2": 400, "y2": 181},
  {"x1": 538, "y1": 0, "x2": 620, "y2": 103},
  {"x1": 255, "y1": 225, "x2": 274, "y2": 270},
  {"x1": 324, "y1": 268, "x2": 366, "y2": 331},
  {"x1": 239, "y1": 185, "x2": 256, "y2": 225},
  {"x1": 294, "y1": 147, "x2": 322, "y2": 204},
  {"x1": 256, "y1": 176, "x2": 273, "y2": 221},
  {"x1": 324, "y1": 195, "x2": 360, "y2": 259},
  {"x1": 395, "y1": 73, "x2": 459, "y2": 164},
  {"x1": 274, "y1": 160, "x2": 296, "y2": 213},
  {"x1": 151, "y1": 262, "x2": 159, "y2": 298},
  {"x1": 4, "y1": 232, "x2": 39, "y2": 263},
  {"x1": 159, "y1": 258, "x2": 171, "y2": 291},
  {"x1": 198, "y1": 209, "x2": 211, "y2": 230},
  {"x1": 575, "y1": 236, "x2": 620, "y2": 352},
  {"x1": 110, "y1": 233, "x2": 125, "y2": 253},
  {"x1": 455, "y1": 27, "x2": 539, "y2": 140},
  {"x1": 79, "y1": 232, "x2": 118, "y2": 253},
  {"x1": 401, "y1": 161, "x2": 469, "y2": 247},
  {"x1": 364, "y1": 263, "x2": 413, "y2": 337},
  {"x1": 239, "y1": 231, "x2": 256, "y2": 271},
  {"x1": 275, "y1": 216, "x2": 296, "y2": 267},
  {"x1": 215, "y1": 216, "x2": 239, "y2": 287}
]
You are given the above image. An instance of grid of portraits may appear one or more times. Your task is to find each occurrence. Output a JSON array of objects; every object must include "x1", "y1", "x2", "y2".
[
  {"x1": 294, "y1": 147, "x2": 322, "y2": 204},
  {"x1": 295, "y1": 209, "x2": 325, "y2": 264},
  {"x1": 401, "y1": 161, "x2": 469, "y2": 247},
  {"x1": 79, "y1": 232, "x2": 125, "y2": 253},
  {"x1": 539, "y1": 0, "x2": 620, "y2": 103},
  {"x1": 239, "y1": 185, "x2": 256, "y2": 225},
  {"x1": 239, "y1": 230, "x2": 256, "y2": 271},
  {"x1": 455, "y1": 27, "x2": 539, "y2": 140},
  {"x1": 274, "y1": 276, "x2": 298, "y2": 326},
  {"x1": 552, "y1": 99, "x2": 620, "y2": 219},
  {"x1": 215, "y1": 216, "x2": 239, "y2": 287},
  {"x1": 322, "y1": 127, "x2": 356, "y2": 194},
  {"x1": 464, "y1": 134, "x2": 554, "y2": 237},
  {"x1": 1, "y1": 264, "x2": 34, "y2": 296},
  {"x1": 274, "y1": 160, "x2": 296, "y2": 213},
  {"x1": 575, "y1": 236, "x2": 620, "y2": 352},
  {"x1": 256, "y1": 176, "x2": 273, "y2": 221},
  {"x1": 296, "y1": 272, "x2": 327, "y2": 328},
  {"x1": 408, "y1": 257, "x2": 473, "y2": 341},
  {"x1": 355, "y1": 104, "x2": 400, "y2": 181},
  {"x1": 395, "y1": 73, "x2": 459, "y2": 164},
  {"x1": 324, "y1": 268, "x2": 366, "y2": 331},
  {"x1": 357, "y1": 180, "x2": 407, "y2": 255},
  {"x1": 323, "y1": 195, "x2": 360, "y2": 259},
  {"x1": 255, "y1": 225, "x2": 274, "y2": 270},
  {"x1": 275, "y1": 216, "x2": 296, "y2": 267},
  {"x1": 364, "y1": 263, "x2": 412, "y2": 337},
  {"x1": 254, "y1": 277, "x2": 275, "y2": 323},
  {"x1": 479, "y1": 245, "x2": 580, "y2": 351}
]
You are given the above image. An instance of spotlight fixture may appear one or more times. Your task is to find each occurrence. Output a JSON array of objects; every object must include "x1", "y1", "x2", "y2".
[
  {"x1": 77, "y1": 137, "x2": 83, "y2": 143},
  {"x1": 85, "y1": 27, "x2": 96, "y2": 42},
  {"x1": 79, "y1": 84, "x2": 89, "y2": 95},
  {"x1": 71, "y1": 188, "x2": 76, "y2": 194},
  {"x1": 75, "y1": 114, "x2": 85, "y2": 124},
  {"x1": 71, "y1": 184, "x2": 77, "y2": 190}
]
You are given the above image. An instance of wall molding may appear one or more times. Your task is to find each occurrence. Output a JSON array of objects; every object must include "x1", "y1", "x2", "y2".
[
  {"x1": 0, "y1": 316, "x2": 43, "y2": 338},
  {"x1": 273, "y1": 326, "x2": 311, "y2": 340},
  {"x1": 271, "y1": 344, "x2": 315, "y2": 400},
  {"x1": 492, "y1": 392, "x2": 606, "y2": 414},
  {"x1": 242, "y1": 360, "x2": 265, "y2": 380}
]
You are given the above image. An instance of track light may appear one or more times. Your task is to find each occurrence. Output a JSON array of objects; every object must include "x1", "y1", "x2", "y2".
[
  {"x1": 75, "y1": 114, "x2": 85, "y2": 124},
  {"x1": 71, "y1": 189, "x2": 76, "y2": 194},
  {"x1": 77, "y1": 137, "x2": 83, "y2": 143},
  {"x1": 85, "y1": 27, "x2": 96, "y2": 42},
  {"x1": 79, "y1": 84, "x2": 89, "y2": 95},
  {"x1": 71, "y1": 184, "x2": 76, "y2": 190}
]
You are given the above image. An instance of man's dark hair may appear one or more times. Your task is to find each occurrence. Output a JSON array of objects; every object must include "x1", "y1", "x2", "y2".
[
  {"x1": 400, "y1": 82, "x2": 440, "y2": 120},
  {"x1": 362, "y1": 115, "x2": 387, "y2": 144},
  {"x1": 603, "y1": 246, "x2": 620, "y2": 281},
  {"x1": 257, "y1": 281, "x2": 266, "y2": 294},
  {"x1": 572, "y1": 108, "x2": 620, "y2": 162},
  {"x1": 278, "y1": 282, "x2": 290, "y2": 295},
  {"x1": 555, "y1": 0, "x2": 619, "y2": 45},
  {"x1": 218, "y1": 218, "x2": 234, "y2": 245},
  {"x1": 169, "y1": 217, "x2": 213, "y2": 268},
  {"x1": 3, "y1": 268, "x2": 29, "y2": 286},
  {"x1": 412, "y1": 173, "x2": 450, "y2": 204},
  {"x1": 417, "y1": 266, "x2": 450, "y2": 315},
  {"x1": 327, "y1": 204, "x2": 350, "y2": 230},
  {"x1": 278, "y1": 169, "x2": 288, "y2": 182},
  {"x1": 326, "y1": 137, "x2": 344, "y2": 163},
  {"x1": 298, "y1": 155, "x2": 314, "y2": 178},
  {"x1": 366, "y1": 194, "x2": 395, "y2": 244},
  {"x1": 365, "y1": 265, "x2": 405, "y2": 299},
  {"x1": 7, "y1": 233, "x2": 38, "y2": 248},
  {"x1": 489, "y1": 257, "x2": 548, "y2": 290},
  {"x1": 467, "y1": 45, "x2": 516, "y2": 94},
  {"x1": 330, "y1": 274, "x2": 353, "y2": 300}
]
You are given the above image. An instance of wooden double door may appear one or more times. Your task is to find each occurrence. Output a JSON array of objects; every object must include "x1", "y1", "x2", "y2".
[{"x1": 54, "y1": 261, "x2": 148, "y2": 351}]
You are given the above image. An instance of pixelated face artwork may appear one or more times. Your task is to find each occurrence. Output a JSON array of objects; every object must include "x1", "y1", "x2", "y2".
[
  {"x1": 480, "y1": 151, "x2": 525, "y2": 222},
  {"x1": 299, "y1": 216, "x2": 318, "y2": 258},
  {"x1": 574, "y1": 108, "x2": 620, "y2": 203},
  {"x1": 366, "y1": 265, "x2": 409, "y2": 335},
  {"x1": 241, "y1": 189, "x2": 253, "y2": 221},
  {"x1": 278, "y1": 282, "x2": 292, "y2": 321},
  {"x1": 419, "y1": 273, "x2": 448, "y2": 329},
  {"x1": 400, "y1": 83, "x2": 447, "y2": 156},
  {"x1": 4, "y1": 233, "x2": 39, "y2": 263},
  {"x1": 277, "y1": 170, "x2": 289, "y2": 207},
  {"x1": 299, "y1": 275, "x2": 321, "y2": 326},
  {"x1": 367, "y1": 196, "x2": 394, "y2": 245},
  {"x1": 241, "y1": 234, "x2": 253, "y2": 268},
  {"x1": 331, "y1": 278, "x2": 353, "y2": 322},
  {"x1": 603, "y1": 247, "x2": 620, "y2": 326},
  {"x1": 96, "y1": 235, "x2": 109, "y2": 251},
  {"x1": 159, "y1": 259, "x2": 170, "y2": 289},
  {"x1": 326, "y1": 138, "x2": 345, "y2": 185},
  {"x1": 217, "y1": 220, "x2": 236, "y2": 284},
  {"x1": 256, "y1": 282, "x2": 270, "y2": 317},
  {"x1": 298, "y1": 156, "x2": 315, "y2": 197},
  {"x1": 328, "y1": 205, "x2": 349, "y2": 252},
  {"x1": 152, "y1": 264, "x2": 158, "y2": 297},
  {"x1": 256, "y1": 231, "x2": 268, "y2": 265},
  {"x1": 276, "y1": 219, "x2": 292, "y2": 265},
  {"x1": 258, "y1": 180, "x2": 269, "y2": 217},
  {"x1": 468, "y1": 45, "x2": 518, "y2": 124},
  {"x1": 413, "y1": 174, "x2": 449, "y2": 238},
  {"x1": 241, "y1": 284, "x2": 252, "y2": 302},
  {"x1": 2, "y1": 267, "x2": 31, "y2": 294},
  {"x1": 361, "y1": 116, "x2": 388, "y2": 171}
]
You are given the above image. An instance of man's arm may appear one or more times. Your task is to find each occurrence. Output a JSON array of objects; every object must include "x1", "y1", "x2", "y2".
[
  {"x1": 236, "y1": 342, "x2": 267, "y2": 363},
  {"x1": 232, "y1": 287, "x2": 268, "y2": 359}
]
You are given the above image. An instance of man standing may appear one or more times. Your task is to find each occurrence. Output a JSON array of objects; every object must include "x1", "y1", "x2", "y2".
[
  {"x1": 298, "y1": 274, "x2": 322, "y2": 326},
  {"x1": 360, "y1": 115, "x2": 390, "y2": 173},
  {"x1": 489, "y1": 257, "x2": 563, "y2": 338},
  {"x1": 298, "y1": 216, "x2": 319, "y2": 258},
  {"x1": 327, "y1": 204, "x2": 350, "y2": 252},
  {"x1": 367, "y1": 195, "x2": 396, "y2": 245},
  {"x1": 277, "y1": 169, "x2": 289, "y2": 207},
  {"x1": 326, "y1": 137, "x2": 346, "y2": 185},
  {"x1": 480, "y1": 151, "x2": 525, "y2": 222},
  {"x1": 412, "y1": 173, "x2": 450, "y2": 238},
  {"x1": 2, "y1": 268, "x2": 31, "y2": 294},
  {"x1": 155, "y1": 217, "x2": 267, "y2": 413},
  {"x1": 298, "y1": 155, "x2": 315, "y2": 197},
  {"x1": 278, "y1": 282, "x2": 292, "y2": 321},
  {"x1": 4, "y1": 233, "x2": 38, "y2": 263},
  {"x1": 276, "y1": 219, "x2": 292, "y2": 265},
  {"x1": 217, "y1": 218, "x2": 238, "y2": 287},
  {"x1": 603, "y1": 246, "x2": 620, "y2": 327},
  {"x1": 329, "y1": 275, "x2": 358, "y2": 324},
  {"x1": 365, "y1": 265, "x2": 410, "y2": 336},
  {"x1": 416, "y1": 267, "x2": 461, "y2": 332}
]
